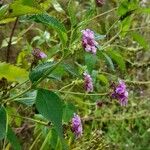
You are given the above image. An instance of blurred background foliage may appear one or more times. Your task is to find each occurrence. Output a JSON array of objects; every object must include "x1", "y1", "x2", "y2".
[{"x1": 0, "y1": 0, "x2": 150, "y2": 149}]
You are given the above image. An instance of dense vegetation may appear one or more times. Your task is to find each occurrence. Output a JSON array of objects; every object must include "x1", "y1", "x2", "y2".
[{"x1": 0, "y1": 0, "x2": 150, "y2": 149}]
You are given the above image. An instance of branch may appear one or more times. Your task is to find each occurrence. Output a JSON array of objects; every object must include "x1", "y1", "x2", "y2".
[{"x1": 6, "y1": 17, "x2": 18, "y2": 62}]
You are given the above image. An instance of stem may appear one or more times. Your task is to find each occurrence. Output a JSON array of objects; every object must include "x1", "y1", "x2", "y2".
[
  {"x1": 6, "y1": 17, "x2": 18, "y2": 62},
  {"x1": 3, "y1": 87, "x2": 31, "y2": 103},
  {"x1": 29, "y1": 132, "x2": 42, "y2": 150},
  {"x1": 89, "y1": 7, "x2": 118, "y2": 22},
  {"x1": 54, "y1": 90, "x2": 108, "y2": 96},
  {"x1": 10, "y1": 114, "x2": 49, "y2": 126}
]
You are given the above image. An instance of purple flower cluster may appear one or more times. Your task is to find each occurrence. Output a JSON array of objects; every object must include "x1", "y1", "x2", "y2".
[
  {"x1": 71, "y1": 113, "x2": 83, "y2": 138},
  {"x1": 83, "y1": 72, "x2": 93, "y2": 92},
  {"x1": 32, "y1": 48, "x2": 47, "y2": 60},
  {"x1": 81, "y1": 29, "x2": 98, "y2": 54},
  {"x1": 111, "y1": 80, "x2": 128, "y2": 106}
]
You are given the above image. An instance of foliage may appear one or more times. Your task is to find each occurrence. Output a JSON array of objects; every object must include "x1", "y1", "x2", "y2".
[{"x1": 0, "y1": 0, "x2": 150, "y2": 149}]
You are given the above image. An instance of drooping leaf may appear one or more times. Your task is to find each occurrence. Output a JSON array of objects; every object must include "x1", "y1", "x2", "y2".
[
  {"x1": 0, "y1": 106, "x2": 7, "y2": 140},
  {"x1": 0, "y1": 62, "x2": 29, "y2": 83},
  {"x1": 29, "y1": 13, "x2": 68, "y2": 46},
  {"x1": 97, "y1": 51, "x2": 115, "y2": 71},
  {"x1": 106, "y1": 50, "x2": 126, "y2": 72},
  {"x1": 35, "y1": 89, "x2": 63, "y2": 137},
  {"x1": 29, "y1": 62, "x2": 56, "y2": 83},
  {"x1": 7, "y1": 126, "x2": 21, "y2": 150}
]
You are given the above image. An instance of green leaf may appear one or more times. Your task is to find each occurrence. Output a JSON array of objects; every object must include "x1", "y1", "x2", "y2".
[
  {"x1": 131, "y1": 32, "x2": 149, "y2": 49},
  {"x1": 52, "y1": 0, "x2": 65, "y2": 13},
  {"x1": 29, "y1": 62, "x2": 56, "y2": 83},
  {"x1": 8, "y1": 0, "x2": 42, "y2": 17},
  {"x1": 0, "y1": 17, "x2": 16, "y2": 24},
  {"x1": 7, "y1": 126, "x2": 21, "y2": 150},
  {"x1": 85, "y1": 53, "x2": 97, "y2": 73},
  {"x1": 0, "y1": 5, "x2": 9, "y2": 20},
  {"x1": 97, "y1": 51, "x2": 115, "y2": 71},
  {"x1": 0, "y1": 62, "x2": 29, "y2": 83},
  {"x1": 67, "y1": 0, "x2": 77, "y2": 26},
  {"x1": 138, "y1": 8, "x2": 150, "y2": 14},
  {"x1": 63, "y1": 102, "x2": 76, "y2": 123},
  {"x1": 63, "y1": 63, "x2": 78, "y2": 76},
  {"x1": 30, "y1": 13, "x2": 68, "y2": 46},
  {"x1": 16, "y1": 91, "x2": 37, "y2": 106},
  {"x1": 97, "y1": 74, "x2": 109, "y2": 86},
  {"x1": 120, "y1": 16, "x2": 133, "y2": 37},
  {"x1": 0, "y1": 106, "x2": 7, "y2": 140},
  {"x1": 35, "y1": 89, "x2": 63, "y2": 137},
  {"x1": 106, "y1": 50, "x2": 126, "y2": 72}
]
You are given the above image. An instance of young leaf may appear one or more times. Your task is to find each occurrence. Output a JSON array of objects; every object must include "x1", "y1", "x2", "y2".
[
  {"x1": 0, "y1": 62, "x2": 29, "y2": 83},
  {"x1": 85, "y1": 53, "x2": 97, "y2": 73},
  {"x1": 35, "y1": 89, "x2": 63, "y2": 137},
  {"x1": 106, "y1": 50, "x2": 126, "y2": 72},
  {"x1": 0, "y1": 106, "x2": 7, "y2": 140}
]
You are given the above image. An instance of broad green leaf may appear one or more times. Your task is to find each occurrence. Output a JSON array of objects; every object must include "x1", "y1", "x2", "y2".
[
  {"x1": 29, "y1": 62, "x2": 56, "y2": 83},
  {"x1": 63, "y1": 63, "x2": 78, "y2": 76},
  {"x1": 0, "y1": 62, "x2": 29, "y2": 83},
  {"x1": 63, "y1": 102, "x2": 76, "y2": 123},
  {"x1": 16, "y1": 91, "x2": 37, "y2": 106},
  {"x1": 106, "y1": 50, "x2": 126, "y2": 72},
  {"x1": 48, "y1": 64, "x2": 67, "y2": 81},
  {"x1": 131, "y1": 32, "x2": 149, "y2": 49},
  {"x1": 85, "y1": 53, "x2": 97, "y2": 73},
  {"x1": 8, "y1": 0, "x2": 42, "y2": 17},
  {"x1": 35, "y1": 89, "x2": 63, "y2": 137},
  {"x1": 0, "y1": 106, "x2": 7, "y2": 140},
  {"x1": 7, "y1": 126, "x2": 21, "y2": 150},
  {"x1": 30, "y1": 13, "x2": 68, "y2": 46}
]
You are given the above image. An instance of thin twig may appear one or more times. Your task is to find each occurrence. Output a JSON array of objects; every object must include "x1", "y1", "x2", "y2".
[{"x1": 6, "y1": 17, "x2": 18, "y2": 62}]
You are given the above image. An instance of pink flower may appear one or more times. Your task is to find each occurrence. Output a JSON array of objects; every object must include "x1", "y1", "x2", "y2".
[
  {"x1": 83, "y1": 72, "x2": 93, "y2": 92},
  {"x1": 111, "y1": 80, "x2": 128, "y2": 106},
  {"x1": 71, "y1": 113, "x2": 83, "y2": 138},
  {"x1": 32, "y1": 48, "x2": 47, "y2": 59},
  {"x1": 81, "y1": 29, "x2": 98, "y2": 54}
]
